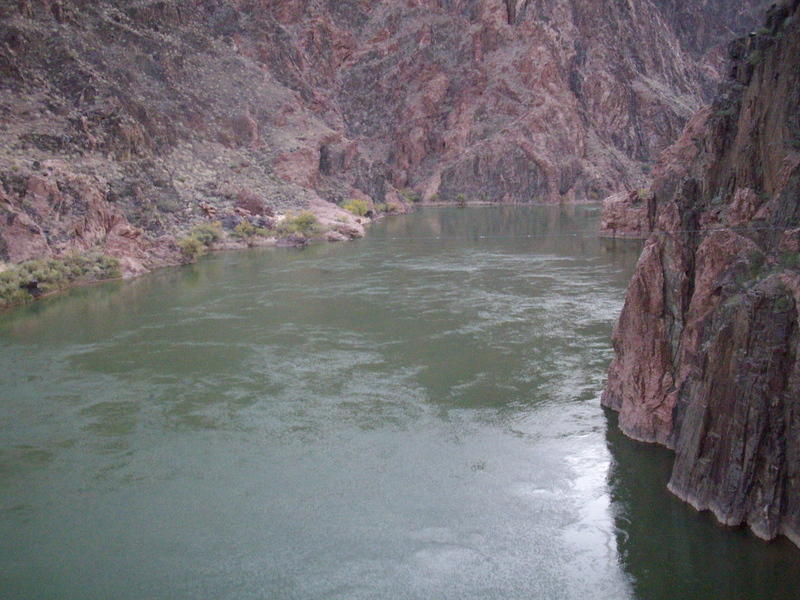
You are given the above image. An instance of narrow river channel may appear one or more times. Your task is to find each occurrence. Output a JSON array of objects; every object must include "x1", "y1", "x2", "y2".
[{"x1": 1, "y1": 206, "x2": 798, "y2": 599}]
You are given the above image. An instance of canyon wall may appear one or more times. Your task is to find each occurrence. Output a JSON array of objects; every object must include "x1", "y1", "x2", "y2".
[
  {"x1": 602, "y1": 0, "x2": 800, "y2": 546},
  {"x1": 0, "y1": 0, "x2": 762, "y2": 275}
]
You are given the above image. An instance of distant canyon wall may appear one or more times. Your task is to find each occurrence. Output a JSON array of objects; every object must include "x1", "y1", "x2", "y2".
[{"x1": 0, "y1": 0, "x2": 763, "y2": 273}]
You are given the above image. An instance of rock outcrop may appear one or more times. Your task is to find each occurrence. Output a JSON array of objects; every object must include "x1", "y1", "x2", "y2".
[
  {"x1": 603, "y1": 0, "x2": 800, "y2": 546},
  {"x1": 0, "y1": 0, "x2": 762, "y2": 277}
]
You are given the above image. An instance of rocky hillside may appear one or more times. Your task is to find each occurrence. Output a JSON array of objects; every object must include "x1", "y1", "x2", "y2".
[
  {"x1": 0, "y1": 0, "x2": 763, "y2": 280},
  {"x1": 602, "y1": 0, "x2": 800, "y2": 547}
]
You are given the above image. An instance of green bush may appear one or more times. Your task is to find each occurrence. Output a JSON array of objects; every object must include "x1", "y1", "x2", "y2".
[
  {"x1": 400, "y1": 189, "x2": 421, "y2": 204},
  {"x1": 0, "y1": 253, "x2": 121, "y2": 309},
  {"x1": 233, "y1": 220, "x2": 269, "y2": 242},
  {"x1": 178, "y1": 236, "x2": 207, "y2": 262},
  {"x1": 278, "y1": 211, "x2": 320, "y2": 236},
  {"x1": 374, "y1": 203, "x2": 388, "y2": 213},
  {"x1": 342, "y1": 198, "x2": 369, "y2": 217},
  {"x1": 177, "y1": 221, "x2": 224, "y2": 262},
  {"x1": 0, "y1": 270, "x2": 30, "y2": 308},
  {"x1": 189, "y1": 222, "x2": 223, "y2": 246}
]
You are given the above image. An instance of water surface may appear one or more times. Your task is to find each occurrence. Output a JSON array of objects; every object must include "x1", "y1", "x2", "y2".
[{"x1": 1, "y1": 206, "x2": 797, "y2": 599}]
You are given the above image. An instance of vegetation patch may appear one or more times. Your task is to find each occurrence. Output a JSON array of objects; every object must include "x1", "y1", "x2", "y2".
[
  {"x1": 177, "y1": 221, "x2": 224, "y2": 262},
  {"x1": 177, "y1": 236, "x2": 207, "y2": 262},
  {"x1": 0, "y1": 253, "x2": 121, "y2": 309},
  {"x1": 232, "y1": 220, "x2": 270, "y2": 244},
  {"x1": 277, "y1": 211, "x2": 320, "y2": 236},
  {"x1": 342, "y1": 198, "x2": 369, "y2": 217},
  {"x1": 400, "y1": 189, "x2": 421, "y2": 204},
  {"x1": 188, "y1": 222, "x2": 223, "y2": 246}
]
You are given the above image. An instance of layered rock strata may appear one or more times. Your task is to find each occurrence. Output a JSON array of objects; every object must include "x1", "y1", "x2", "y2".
[{"x1": 603, "y1": 0, "x2": 800, "y2": 546}]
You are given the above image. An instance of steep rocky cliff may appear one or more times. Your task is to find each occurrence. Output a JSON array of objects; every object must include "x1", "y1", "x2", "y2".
[
  {"x1": 603, "y1": 0, "x2": 800, "y2": 546},
  {"x1": 0, "y1": 0, "x2": 762, "y2": 279}
]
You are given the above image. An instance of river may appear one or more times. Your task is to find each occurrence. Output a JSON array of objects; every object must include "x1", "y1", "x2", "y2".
[{"x1": 1, "y1": 206, "x2": 798, "y2": 599}]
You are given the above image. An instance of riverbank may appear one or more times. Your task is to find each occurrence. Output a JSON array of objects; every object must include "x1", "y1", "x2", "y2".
[
  {"x1": 0, "y1": 200, "x2": 414, "y2": 312},
  {"x1": 2, "y1": 199, "x2": 602, "y2": 312}
]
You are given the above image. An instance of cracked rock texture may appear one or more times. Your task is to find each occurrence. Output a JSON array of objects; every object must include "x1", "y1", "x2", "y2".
[
  {"x1": 603, "y1": 0, "x2": 800, "y2": 547},
  {"x1": 0, "y1": 0, "x2": 762, "y2": 274}
]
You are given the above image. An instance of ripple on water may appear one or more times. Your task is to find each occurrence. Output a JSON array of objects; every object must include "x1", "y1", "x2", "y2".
[{"x1": 1, "y1": 207, "x2": 723, "y2": 600}]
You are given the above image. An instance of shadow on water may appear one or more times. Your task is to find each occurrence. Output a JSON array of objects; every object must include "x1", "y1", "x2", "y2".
[{"x1": 604, "y1": 408, "x2": 800, "y2": 600}]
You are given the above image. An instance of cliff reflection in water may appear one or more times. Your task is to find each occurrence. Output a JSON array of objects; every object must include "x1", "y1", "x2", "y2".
[{"x1": 605, "y1": 409, "x2": 800, "y2": 600}]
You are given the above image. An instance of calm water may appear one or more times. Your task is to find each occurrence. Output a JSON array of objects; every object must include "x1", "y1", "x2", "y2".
[{"x1": 1, "y1": 206, "x2": 798, "y2": 600}]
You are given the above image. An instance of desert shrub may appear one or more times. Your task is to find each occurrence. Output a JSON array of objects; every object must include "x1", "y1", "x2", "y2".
[
  {"x1": 189, "y1": 222, "x2": 223, "y2": 246},
  {"x1": 343, "y1": 198, "x2": 369, "y2": 217},
  {"x1": 456, "y1": 193, "x2": 467, "y2": 208},
  {"x1": 400, "y1": 189, "x2": 421, "y2": 204},
  {"x1": 278, "y1": 211, "x2": 320, "y2": 236},
  {"x1": 178, "y1": 222, "x2": 223, "y2": 262},
  {"x1": 374, "y1": 203, "x2": 388, "y2": 213},
  {"x1": 93, "y1": 255, "x2": 121, "y2": 279},
  {"x1": 233, "y1": 220, "x2": 269, "y2": 241},
  {"x1": 178, "y1": 236, "x2": 207, "y2": 262},
  {"x1": 0, "y1": 270, "x2": 29, "y2": 308},
  {"x1": 0, "y1": 253, "x2": 121, "y2": 308}
]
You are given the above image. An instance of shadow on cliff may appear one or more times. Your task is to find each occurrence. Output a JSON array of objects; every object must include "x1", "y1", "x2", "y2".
[{"x1": 603, "y1": 408, "x2": 800, "y2": 600}]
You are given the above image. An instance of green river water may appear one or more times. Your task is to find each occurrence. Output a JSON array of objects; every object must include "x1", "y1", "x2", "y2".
[{"x1": 1, "y1": 206, "x2": 798, "y2": 599}]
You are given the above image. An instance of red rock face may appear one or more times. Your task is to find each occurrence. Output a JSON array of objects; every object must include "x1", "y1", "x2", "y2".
[
  {"x1": 0, "y1": 160, "x2": 179, "y2": 275},
  {"x1": 0, "y1": 0, "x2": 762, "y2": 275},
  {"x1": 603, "y1": 0, "x2": 800, "y2": 547},
  {"x1": 326, "y1": 0, "x2": 764, "y2": 202}
]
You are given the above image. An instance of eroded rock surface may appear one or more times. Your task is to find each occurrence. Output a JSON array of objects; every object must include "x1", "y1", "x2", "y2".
[
  {"x1": 603, "y1": 0, "x2": 800, "y2": 546},
  {"x1": 0, "y1": 0, "x2": 762, "y2": 276}
]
